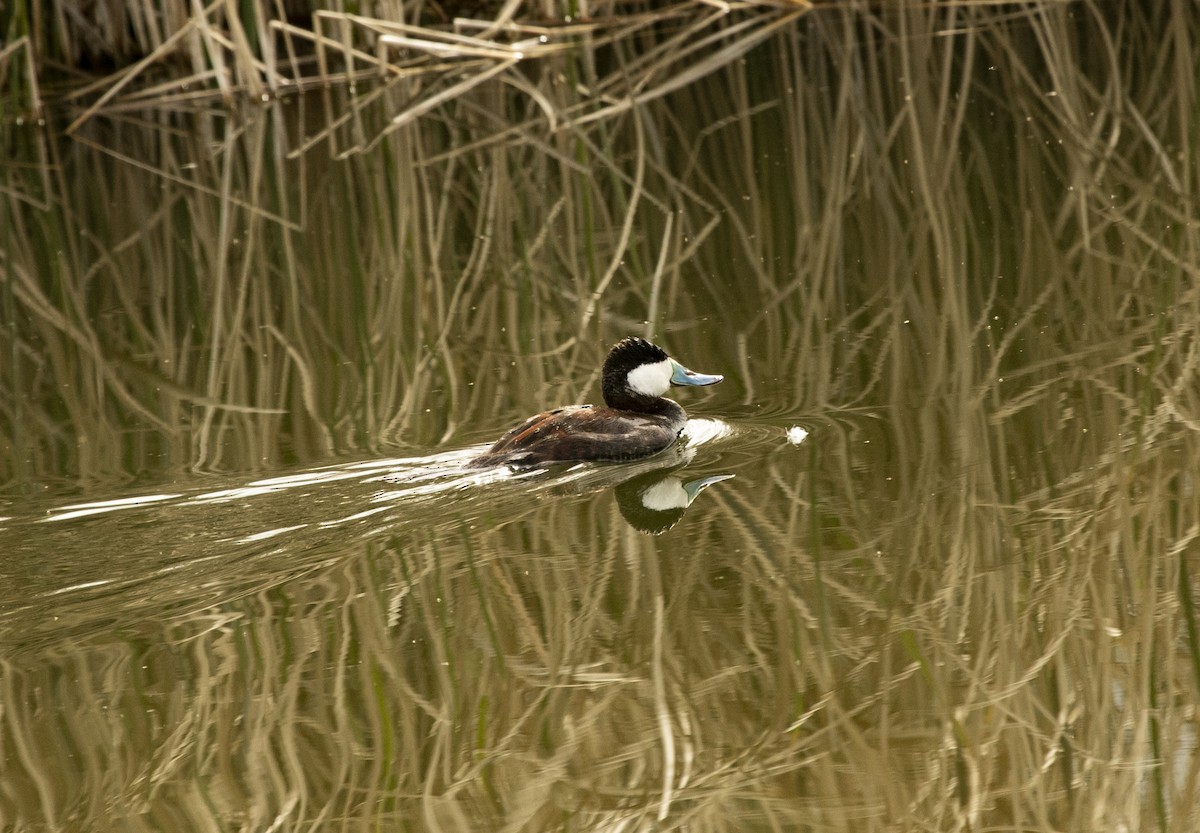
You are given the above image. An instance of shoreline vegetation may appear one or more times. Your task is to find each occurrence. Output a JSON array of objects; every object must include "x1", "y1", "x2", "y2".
[{"x1": 3, "y1": 1, "x2": 810, "y2": 129}]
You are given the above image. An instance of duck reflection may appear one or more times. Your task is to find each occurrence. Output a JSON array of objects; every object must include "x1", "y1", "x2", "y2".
[
  {"x1": 528, "y1": 442, "x2": 733, "y2": 534},
  {"x1": 613, "y1": 467, "x2": 734, "y2": 534}
]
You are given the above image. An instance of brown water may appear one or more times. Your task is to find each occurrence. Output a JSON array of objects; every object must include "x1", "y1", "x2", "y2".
[{"x1": 3, "y1": 5, "x2": 1200, "y2": 831}]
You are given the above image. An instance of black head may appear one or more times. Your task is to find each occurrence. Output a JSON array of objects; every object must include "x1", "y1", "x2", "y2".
[
  {"x1": 600, "y1": 337, "x2": 724, "y2": 410},
  {"x1": 601, "y1": 337, "x2": 670, "y2": 408}
]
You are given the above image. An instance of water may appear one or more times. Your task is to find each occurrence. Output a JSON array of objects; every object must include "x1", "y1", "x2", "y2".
[
  {"x1": 4, "y1": 6, "x2": 1200, "y2": 830},
  {"x1": 0, "y1": 427, "x2": 741, "y2": 652}
]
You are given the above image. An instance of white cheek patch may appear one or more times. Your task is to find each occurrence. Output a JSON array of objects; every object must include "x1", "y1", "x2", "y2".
[
  {"x1": 626, "y1": 358, "x2": 673, "y2": 397},
  {"x1": 640, "y1": 479, "x2": 689, "y2": 511}
]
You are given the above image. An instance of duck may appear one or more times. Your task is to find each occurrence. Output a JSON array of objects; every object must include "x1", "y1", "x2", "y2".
[{"x1": 467, "y1": 337, "x2": 723, "y2": 467}]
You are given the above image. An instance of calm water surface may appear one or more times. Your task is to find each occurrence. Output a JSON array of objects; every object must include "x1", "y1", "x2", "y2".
[{"x1": 4, "y1": 6, "x2": 1200, "y2": 831}]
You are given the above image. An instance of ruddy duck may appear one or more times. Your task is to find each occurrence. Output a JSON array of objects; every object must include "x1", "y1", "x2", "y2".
[{"x1": 468, "y1": 337, "x2": 723, "y2": 467}]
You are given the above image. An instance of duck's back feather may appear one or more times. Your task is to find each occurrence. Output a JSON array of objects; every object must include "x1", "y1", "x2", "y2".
[{"x1": 467, "y1": 405, "x2": 683, "y2": 467}]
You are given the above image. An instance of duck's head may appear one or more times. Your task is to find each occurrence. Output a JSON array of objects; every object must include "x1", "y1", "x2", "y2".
[{"x1": 601, "y1": 337, "x2": 723, "y2": 409}]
